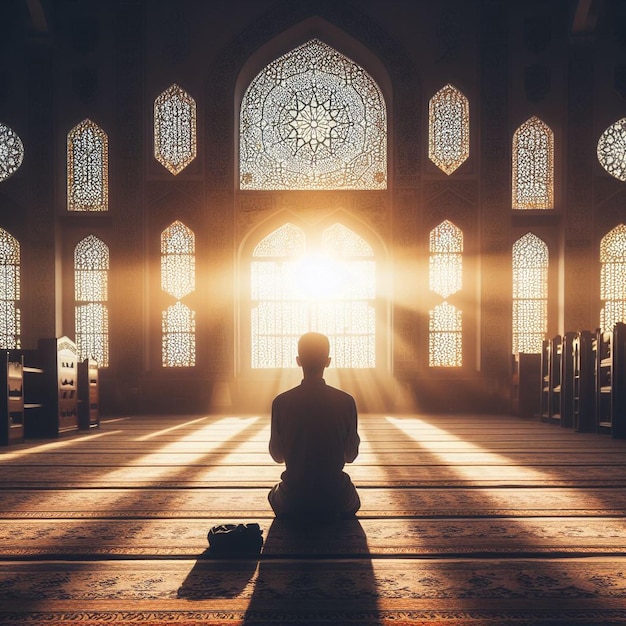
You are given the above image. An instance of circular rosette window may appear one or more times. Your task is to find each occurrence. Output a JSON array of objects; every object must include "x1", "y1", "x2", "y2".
[
  {"x1": 0, "y1": 122, "x2": 24, "y2": 182},
  {"x1": 598, "y1": 118, "x2": 626, "y2": 181}
]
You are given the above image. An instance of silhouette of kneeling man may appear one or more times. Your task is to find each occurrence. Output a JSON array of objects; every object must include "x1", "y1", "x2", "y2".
[{"x1": 268, "y1": 332, "x2": 361, "y2": 521}]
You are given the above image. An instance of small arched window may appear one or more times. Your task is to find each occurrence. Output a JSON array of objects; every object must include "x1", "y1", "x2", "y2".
[
  {"x1": 512, "y1": 117, "x2": 554, "y2": 210},
  {"x1": 600, "y1": 224, "x2": 626, "y2": 332},
  {"x1": 154, "y1": 84, "x2": 197, "y2": 175},
  {"x1": 67, "y1": 119, "x2": 108, "y2": 211},
  {"x1": 428, "y1": 84, "x2": 469, "y2": 175},
  {"x1": 240, "y1": 39, "x2": 387, "y2": 190},
  {"x1": 74, "y1": 235, "x2": 109, "y2": 366},
  {"x1": 512, "y1": 233, "x2": 548, "y2": 354},
  {"x1": 0, "y1": 228, "x2": 20, "y2": 349},
  {"x1": 428, "y1": 220, "x2": 463, "y2": 367},
  {"x1": 161, "y1": 221, "x2": 195, "y2": 366}
]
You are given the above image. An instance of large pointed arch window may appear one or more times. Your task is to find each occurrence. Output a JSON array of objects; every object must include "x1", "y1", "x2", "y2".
[
  {"x1": 74, "y1": 236, "x2": 109, "y2": 366},
  {"x1": 428, "y1": 221, "x2": 463, "y2": 367},
  {"x1": 161, "y1": 221, "x2": 195, "y2": 367},
  {"x1": 251, "y1": 222, "x2": 376, "y2": 368},
  {"x1": 240, "y1": 39, "x2": 387, "y2": 190},
  {"x1": 0, "y1": 228, "x2": 20, "y2": 349},
  {"x1": 512, "y1": 117, "x2": 554, "y2": 210},
  {"x1": 154, "y1": 84, "x2": 197, "y2": 175},
  {"x1": 600, "y1": 224, "x2": 626, "y2": 333},
  {"x1": 428, "y1": 84, "x2": 469, "y2": 175},
  {"x1": 67, "y1": 119, "x2": 108, "y2": 211},
  {"x1": 512, "y1": 233, "x2": 548, "y2": 354}
]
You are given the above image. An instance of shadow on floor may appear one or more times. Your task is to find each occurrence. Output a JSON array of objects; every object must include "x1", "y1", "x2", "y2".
[{"x1": 242, "y1": 517, "x2": 381, "y2": 625}]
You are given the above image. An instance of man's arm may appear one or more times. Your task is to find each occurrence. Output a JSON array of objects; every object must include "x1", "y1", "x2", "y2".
[
  {"x1": 268, "y1": 398, "x2": 284, "y2": 463},
  {"x1": 344, "y1": 397, "x2": 360, "y2": 463}
]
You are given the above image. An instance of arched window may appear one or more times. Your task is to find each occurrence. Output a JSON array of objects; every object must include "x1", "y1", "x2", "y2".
[
  {"x1": 0, "y1": 122, "x2": 24, "y2": 183},
  {"x1": 0, "y1": 228, "x2": 20, "y2": 349},
  {"x1": 600, "y1": 224, "x2": 626, "y2": 332},
  {"x1": 67, "y1": 119, "x2": 108, "y2": 211},
  {"x1": 161, "y1": 221, "x2": 195, "y2": 366},
  {"x1": 154, "y1": 84, "x2": 197, "y2": 175},
  {"x1": 512, "y1": 233, "x2": 548, "y2": 354},
  {"x1": 597, "y1": 118, "x2": 626, "y2": 181},
  {"x1": 428, "y1": 84, "x2": 469, "y2": 175},
  {"x1": 512, "y1": 117, "x2": 554, "y2": 210},
  {"x1": 251, "y1": 222, "x2": 376, "y2": 368},
  {"x1": 240, "y1": 39, "x2": 387, "y2": 190},
  {"x1": 428, "y1": 221, "x2": 463, "y2": 367},
  {"x1": 74, "y1": 235, "x2": 109, "y2": 366}
]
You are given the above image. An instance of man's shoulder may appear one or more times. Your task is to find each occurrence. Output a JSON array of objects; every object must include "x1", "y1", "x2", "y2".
[
  {"x1": 273, "y1": 381, "x2": 355, "y2": 404},
  {"x1": 324, "y1": 384, "x2": 355, "y2": 402}
]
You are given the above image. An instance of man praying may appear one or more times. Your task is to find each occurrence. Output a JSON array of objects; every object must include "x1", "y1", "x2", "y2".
[{"x1": 268, "y1": 332, "x2": 361, "y2": 521}]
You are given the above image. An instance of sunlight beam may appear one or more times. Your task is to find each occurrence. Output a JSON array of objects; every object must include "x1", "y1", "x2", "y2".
[{"x1": 385, "y1": 415, "x2": 626, "y2": 513}]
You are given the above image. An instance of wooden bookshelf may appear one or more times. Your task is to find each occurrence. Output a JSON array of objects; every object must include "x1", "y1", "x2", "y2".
[{"x1": 0, "y1": 352, "x2": 25, "y2": 445}]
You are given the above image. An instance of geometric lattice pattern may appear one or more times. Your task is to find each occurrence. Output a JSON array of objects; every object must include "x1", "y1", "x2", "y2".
[
  {"x1": 428, "y1": 84, "x2": 469, "y2": 175},
  {"x1": 161, "y1": 221, "x2": 195, "y2": 367},
  {"x1": 0, "y1": 228, "x2": 20, "y2": 349},
  {"x1": 0, "y1": 122, "x2": 24, "y2": 183},
  {"x1": 512, "y1": 232, "x2": 548, "y2": 354},
  {"x1": 154, "y1": 84, "x2": 197, "y2": 175},
  {"x1": 429, "y1": 221, "x2": 463, "y2": 367},
  {"x1": 429, "y1": 302, "x2": 462, "y2": 367},
  {"x1": 161, "y1": 221, "x2": 195, "y2": 300},
  {"x1": 429, "y1": 220, "x2": 463, "y2": 299},
  {"x1": 67, "y1": 119, "x2": 108, "y2": 211},
  {"x1": 240, "y1": 39, "x2": 387, "y2": 190},
  {"x1": 162, "y1": 302, "x2": 196, "y2": 368},
  {"x1": 600, "y1": 224, "x2": 626, "y2": 333},
  {"x1": 74, "y1": 235, "x2": 109, "y2": 367},
  {"x1": 251, "y1": 223, "x2": 376, "y2": 368},
  {"x1": 597, "y1": 118, "x2": 626, "y2": 181},
  {"x1": 512, "y1": 117, "x2": 554, "y2": 210}
]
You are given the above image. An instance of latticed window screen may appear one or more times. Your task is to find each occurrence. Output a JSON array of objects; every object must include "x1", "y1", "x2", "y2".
[
  {"x1": 67, "y1": 119, "x2": 108, "y2": 211},
  {"x1": 0, "y1": 228, "x2": 20, "y2": 349},
  {"x1": 597, "y1": 118, "x2": 626, "y2": 181},
  {"x1": 428, "y1": 221, "x2": 463, "y2": 367},
  {"x1": 154, "y1": 84, "x2": 197, "y2": 175},
  {"x1": 0, "y1": 122, "x2": 24, "y2": 183},
  {"x1": 428, "y1": 84, "x2": 469, "y2": 175},
  {"x1": 429, "y1": 303, "x2": 462, "y2": 367},
  {"x1": 74, "y1": 235, "x2": 109, "y2": 366},
  {"x1": 512, "y1": 233, "x2": 548, "y2": 354},
  {"x1": 600, "y1": 224, "x2": 626, "y2": 333},
  {"x1": 512, "y1": 117, "x2": 554, "y2": 210},
  {"x1": 251, "y1": 223, "x2": 376, "y2": 368},
  {"x1": 240, "y1": 39, "x2": 387, "y2": 190},
  {"x1": 161, "y1": 221, "x2": 196, "y2": 367}
]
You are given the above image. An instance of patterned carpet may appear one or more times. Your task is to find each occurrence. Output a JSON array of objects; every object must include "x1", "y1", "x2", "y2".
[{"x1": 1, "y1": 413, "x2": 626, "y2": 624}]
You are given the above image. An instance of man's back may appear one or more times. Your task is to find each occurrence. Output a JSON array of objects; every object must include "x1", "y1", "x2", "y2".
[
  {"x1": 267, "y1": 332, "x2": 361, "y2": 519},
  {"x1": 271, "y1": 378, "x2": 359, "y2": 490}
]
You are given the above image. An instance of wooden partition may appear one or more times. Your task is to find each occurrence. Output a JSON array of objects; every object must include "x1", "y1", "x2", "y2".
[
  {"x1": 540, "y1": 339, "x2": 550, "y2": 421},
  {"x1": 0, "y1": 352, "x2": 25, "y2": 445},
  {"x1": 559, "y1": 332, "x2": 576, "y2": 428},
  {"x1": 11, "y1": 337, "x2": 79, "y2": 439},
  {"x1": 540, "y1": 335, "x2": 562, "y2": 424},
  {"x1": 78, "y1": 358, "x2": 99, "y2": 430},
  {"x1": 511, "y1": 352, "x2": 541, "y2": 418},
  {"x1": 572, "y1": 330, "x2": 595, "y2": 432},
  {"x1": 593, "y1": 323, "x2": 626, "y2": 438}
]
